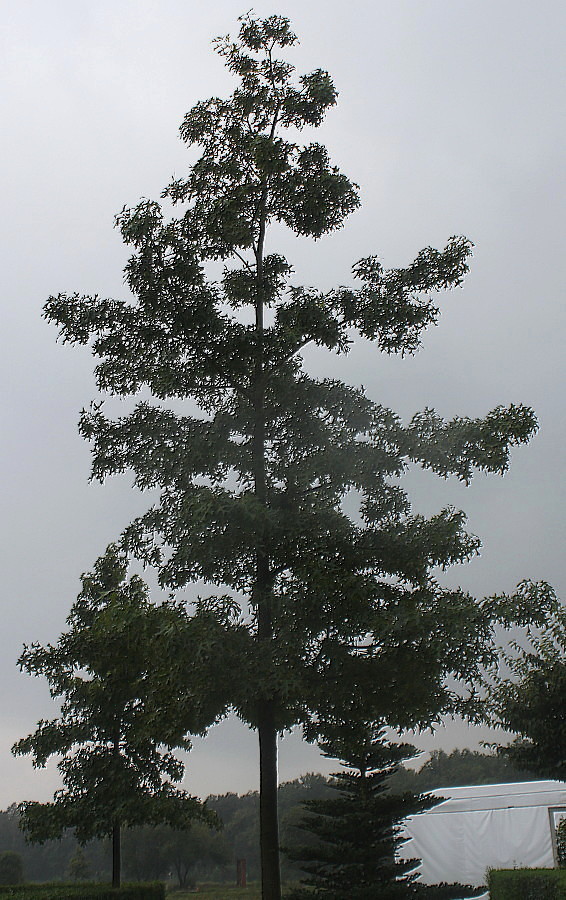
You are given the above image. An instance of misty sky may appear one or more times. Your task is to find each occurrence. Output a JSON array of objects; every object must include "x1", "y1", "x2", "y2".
[{"x1": 1, "y1": 0, "x2": 565, "y2": 809}]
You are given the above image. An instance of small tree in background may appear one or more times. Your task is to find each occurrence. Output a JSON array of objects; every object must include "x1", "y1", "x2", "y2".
[
  {"x1": 66, "y1": 846, "x2": 91, "y2": 882},
  {"x1": 162, "y1": 822, "x2": 232, "y2": 889},
  {"x1": 0, "y1": 851, "x2": 24, "y2": 885},
  {"x1": 285, "y1": 722, "x2": 437, "y2": 899},
  {"x1": 121, "y1": 821, "x2": 231, "y2": 887},
  {"x1": 485, "y1": 582, "x2": 565, "y2": 780},
  {"x1": 13, "y1": 546, "x2": 227, "y2": 887},
  {"x1": 121, "y1": 825, "x2": 169, "y2": 883}
]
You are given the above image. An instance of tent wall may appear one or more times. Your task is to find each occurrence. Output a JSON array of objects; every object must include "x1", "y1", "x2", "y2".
[
  {"x1": 398, "y1": 781, "x2": 566, "y2": 889},
  {"x1": 401, "y1": 803, "x2": 553, "y2": 886}
]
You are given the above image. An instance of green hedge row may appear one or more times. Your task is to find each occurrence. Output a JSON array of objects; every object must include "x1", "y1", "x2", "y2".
[
  {"x1": 415, "y1": 884, "x2": 485, "y2": 899},
  {"x1": 488, "y1": 868, "x2": 566, "y2": 899},
  {"x1": 0, "y1": 883, "x2": 164, "y2": 900}
]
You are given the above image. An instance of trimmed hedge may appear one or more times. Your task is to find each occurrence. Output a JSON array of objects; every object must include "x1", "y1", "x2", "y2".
[
  {"x1": 415, "y1": 884, "x2": 485, "y2": 898},
  {"x1": 489, "y1": 868, "x2": 566, "y2": 899},
  {"x1": 0, "y1": 883, "x2": 164, "y2": 900}
]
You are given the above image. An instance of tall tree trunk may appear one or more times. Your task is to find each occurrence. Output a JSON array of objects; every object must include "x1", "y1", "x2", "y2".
[
  {"x1": 112, "y1": 729, "x2": 121, "y2": 888},
  {"x1": 254, "y1": 375, "x2": 282, "y2": 900},
  {"x1": 254, "y1": 170, "x2": 281, "y2": 900},
  {"x1": 112, "y1": 820, "x2": 121, "y2": 888},
  {"x1": 258, "y1": 700, "x2": 281, "y2": 900}
]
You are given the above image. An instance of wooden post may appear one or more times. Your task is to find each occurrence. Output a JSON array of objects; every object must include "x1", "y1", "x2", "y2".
[{"x1": 237, "y1": 857, "x2": 247, "y2": 887}]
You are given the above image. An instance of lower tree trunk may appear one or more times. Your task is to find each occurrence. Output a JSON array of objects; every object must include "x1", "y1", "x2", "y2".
[
  {"x1": 259, "y1": 699, "x2": 281, "y2": 900},
  {"x1": 112, "y1": 820, "x2": 121, "y2": 888}
]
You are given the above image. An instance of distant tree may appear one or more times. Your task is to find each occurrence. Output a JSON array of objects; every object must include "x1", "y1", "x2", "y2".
[
  {"x1": 0, "y1": 808, "x2": 108, "y2": 884},
  {"x1": 0, "y1": 850, "x2": 24, "y2": 885},
  {"x1": 43, "y1": 11, "x2": 541, "y2": 900},
  {"x1": 12, "y1": 546, "x2": 221, "y2": 887},
  {"x1": 122, "y1": 820, "x2": 230, "y2": 888},
  {"x1": 275, "y1": 776, "x2": 333, "y2": 882},
  {"x1": 0, "y1": 806, "x2": 20, "y2": 854},
  {"x1": 122, "y1": 825, "x2": 169, "y2": 882},
  {"x1": 162, "y1": 822, "x2": 232, "y2": 889},
  {"x1": 206, "y1": 778, "x2": 336, "y2": 883},
  {"x1": 208, "y1": 792, "x2": 261, "y2": 881},
  {"x1": 486, "y1": 583, "x2": 565, "y2": 780},
  {"x1": 388, "y1": 748, "x2": 537, "y2": 794},
  {"x1": 66, "y1": 846, "x2": 91, "y2": 882},
  {"x1": 285, "y1": 722, "x2": 437, "y2": 899}
]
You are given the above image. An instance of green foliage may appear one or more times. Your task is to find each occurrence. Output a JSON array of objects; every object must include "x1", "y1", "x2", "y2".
[
  {"x1": 285, "y1": 723, "x2": 437, "y2": 899},
  {"x1": 122, "y1": 822, "x2": 231, "y2": 889},
  {"x1": 0, "y1": 851, "x2": 24, "y2": 885},
  {"x1": 0, "y1": 884, "x2": 165, "y2": 900},
  {"x1": 388, "y1": 748, "x2": 537, "y2": 793},
  {"x1": 193, "y1": 886, "x2": 261, "y2": 899},
  {"x1": 12, "y1": 546, "x2": 216, "y2": 883},
  {"x1": 66, "y1": 847, "x2": 92, "y2": 882},
  {"x1": 488, "y1": 868, "x2": 566, "y2": 899},
  {"x1": 558, "y1": 819, "x2": 566, "y2": 869},
  {"x1": 0, "y1": 806, "x2": 109, "y2": 884},
  {"x1": 485, "y1": 588, "x2": 566, "y2": 780},
  {"x1": 120, "y1": 827, "x2": 169, "y2": 884},
  {"x1": 412, "y1": 887, "x2": 485, "y2": 899},
  {"x1": 44, "y1": 10, "x2": 539, "y2": 739},
  {"x1": 166, "y1": 822, "x2": 231, "y2": 888}
]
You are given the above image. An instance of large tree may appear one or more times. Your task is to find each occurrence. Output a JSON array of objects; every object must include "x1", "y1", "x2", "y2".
[
  {"x1": 13, "y1": 546, "x2": 223, "y2": 887},
  {"x1": 43, "y1": 14, "x2": 538, "y2": 899}
]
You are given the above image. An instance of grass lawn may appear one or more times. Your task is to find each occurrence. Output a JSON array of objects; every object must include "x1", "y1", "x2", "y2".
[{"x1": 168, "y1": 885, "x2": 262, "y2": 899}]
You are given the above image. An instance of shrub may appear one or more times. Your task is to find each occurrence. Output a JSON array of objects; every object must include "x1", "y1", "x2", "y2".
[
  {"x1": 414, "y1": 884, "x2": 485, "y2": 899},
  {"x1": 488, "y1": 868, "x2": 566, "y2": 899},
  {"x1": 0, "y1": 852, "x2": 24, "y2": 886},
  {"x1": 558, "y1": 818, "x2": 566, "y2": 869},
  {"x1": 0, "y1": 882, "x2": 165, "y2": 900}
]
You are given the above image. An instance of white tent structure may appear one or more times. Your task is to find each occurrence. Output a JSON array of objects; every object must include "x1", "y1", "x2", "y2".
[{"x1": 399, "y1": 780, "x2": 566, "y2": 893}]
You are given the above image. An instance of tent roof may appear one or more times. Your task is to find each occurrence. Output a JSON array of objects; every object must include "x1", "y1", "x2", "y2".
[{"x1": 421, "y1": 780, "x2": 566, "y2": 813}]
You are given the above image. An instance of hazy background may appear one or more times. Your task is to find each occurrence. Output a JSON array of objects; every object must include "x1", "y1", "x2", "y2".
[{"x1": 1, "y1": 0, "x2": 564, "y2": 807}]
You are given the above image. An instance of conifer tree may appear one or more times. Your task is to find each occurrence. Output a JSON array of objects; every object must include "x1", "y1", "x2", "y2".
[
  {"x1": 285, "y1": 723, "x2": 435, "y2": 899},
  {"x1": 43, "y1": 14, "x2": 538, "y2": 898}
]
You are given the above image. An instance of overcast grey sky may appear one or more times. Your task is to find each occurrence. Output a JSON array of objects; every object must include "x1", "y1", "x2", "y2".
[{"x1": 1, "y1": 0, "x2": 565, "y2": 808}]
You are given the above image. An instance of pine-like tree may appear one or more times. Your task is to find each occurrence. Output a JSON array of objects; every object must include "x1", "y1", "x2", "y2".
[
  {"x1": 43, "y1": 14, "x2": 539, "y2": 898},
  {"x1": 286, "y1": 722, "x2": 439, "y2": 900},
  {"x1": 286, "y1": 722, "x2": 485, "y2": 899},
  {"x1": 285, "y1": 723, "x2": 435, "y2": 899}
]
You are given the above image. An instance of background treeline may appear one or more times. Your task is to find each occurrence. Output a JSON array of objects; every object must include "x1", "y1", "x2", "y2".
[{"x1": 0, "y1": 750, "x2": 536, "y2": 886}]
